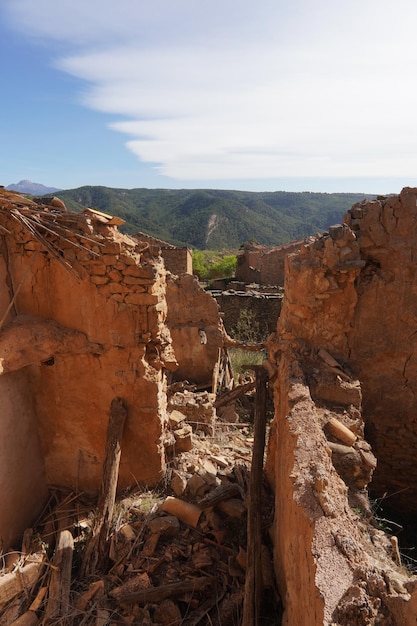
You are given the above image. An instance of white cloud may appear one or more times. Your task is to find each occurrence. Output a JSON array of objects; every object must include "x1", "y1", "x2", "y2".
[{"x1": 4, "y1": 0, "x2": 417, "y2": 181}]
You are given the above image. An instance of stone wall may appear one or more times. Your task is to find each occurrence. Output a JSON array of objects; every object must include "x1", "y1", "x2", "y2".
[
  {"x1": 236, "y1": 239, "x2": 306, "y2": 286},
  {"x1": 166, "y1": 274, "x2": 223, "y2": 386},
  {"x1": 266, "y1": 189, "x2": 417, "y2": 623},
  {"x1": 0, "y1": 191, "x2": 179, "y2": 546},
  {"x1": 133, "y1": 231, "x2": 192, "y2": 276},
  {"x1": 211, "y1": 290, "x2": 282, "y2": 338}
]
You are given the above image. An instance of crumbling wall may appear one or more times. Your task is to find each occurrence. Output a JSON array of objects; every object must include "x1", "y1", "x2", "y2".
[
  {"x1": 267, "y1": 204, "x2": 417, "y2": 624},
  {"x1": 166, "y1": 273, "x2": 223, "y2": 386},
  {"x1": 0, "y1": 369, "x2": 48, "y2": 550},
  {"x1": 0, "y1": 235, "x2": 48, "y2": 549},
  {"x1": 211, "y1": 290, "x2": 282, "y2": 337},
  {"x1": 0, "y1": 193, "x2": 178, "y2": 547},
  {"x1": 133, "y1": 232, "x2": 192, "y2": 275},
  {"x1": 345, "y1": 188, "x2": 417, "y2": 515},
  {"x1": 236, "y1": 239, "x2": 305, "y2": 286}
]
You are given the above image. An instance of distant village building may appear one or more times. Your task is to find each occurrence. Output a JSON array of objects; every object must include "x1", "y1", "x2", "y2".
[{"x1": 236, "y1": 239, "x2": 311, "y2": 287}]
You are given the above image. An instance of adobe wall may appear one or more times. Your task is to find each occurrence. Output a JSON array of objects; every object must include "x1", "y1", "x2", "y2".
[
  {"x1": 345, "y1": 188, "x2": 417, "y2": 515},
  {"x1": 0, "y1": 195, "x2": 178, "y2": 521},
  {"x1": 0, "y1": 248, "x2": 48, "y2": 549},
  {"x1": 133, "y1": 232, "x2": 192, "y2": 275},
  {"x1": 267, "y1": 189, "x2": 417, "y2": 623},
  {"x1": 236, "y1": 239, "x2": 305, "y2": 286},
  {"x1": 162, "y1": 247, "x2": 192, "y2": 276},
  {"x1": 166, "y1": 273, "x2": 223, "y2": 386}
]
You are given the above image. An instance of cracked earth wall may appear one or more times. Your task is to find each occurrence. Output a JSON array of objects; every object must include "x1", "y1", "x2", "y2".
[
  {"x1": 267, "y1": 188, "x2": 417, "y2": 624},
  {"x1": 0, "y1": 193, "x2": 179, "y2": 548},
  {"x1": 345, "y1": 188, "x2": 417, "y2": 515}
]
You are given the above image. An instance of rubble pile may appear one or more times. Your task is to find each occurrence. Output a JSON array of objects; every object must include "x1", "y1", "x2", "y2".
[{"x1": 0, "y1": 415, "x2": 278, "y2": 625}]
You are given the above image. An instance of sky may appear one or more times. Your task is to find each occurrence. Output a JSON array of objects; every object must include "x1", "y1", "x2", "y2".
[{"x1": 2, "y1": 0, "x2": 417, "y2": 194}]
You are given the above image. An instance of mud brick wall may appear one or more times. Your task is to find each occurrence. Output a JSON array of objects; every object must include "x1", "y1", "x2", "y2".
[
  {"x1": 133, "y1": 232, "x2": 192, "y2": 276},
  {"x1": 236, "y1": 240, "x2": 305, "y2": 287},
  {"x1": 266, "y1": 198, "x2": 417, "y2": 623},
  {"x1": 0, "y1": 198, "x2": 178, "y2": 545},
  {"x1": 161, "y1": 247, "x2": 192, "y2": 276},
  {"x1": 345, "y1": 188, "x2": 417, "y2": 515}
]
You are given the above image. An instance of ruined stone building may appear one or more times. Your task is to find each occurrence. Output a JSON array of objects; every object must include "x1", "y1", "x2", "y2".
[
  {"x1": 4, "y1": 186, "x2": 417, "y2": 624},
  {"x1": 0, "y1": 189, "x2": 223, "y2": 549},
  {"x1": 211, "y1": 288, "x2": 282, "y2": 339},
  {"x1": 236, "y1": 239, "x2": 310, "y2": 286},
  {"x1": 266, "y1": 187, "x2": 417, "y2": 624}
]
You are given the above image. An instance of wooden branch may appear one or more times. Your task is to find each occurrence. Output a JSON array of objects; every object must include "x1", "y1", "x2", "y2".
[
  {"x1": 44, "y1": 530, "x2": 74, "y2": 622},
  {"x1": 214, "y1": 381, "x2": 255, "y2": 408},
  {"x1": 81, "y1": 398, "x2": 127, "y2": 577},
  {"x1": 110, "y1": 576, "x2": 215, "y2": 605},
  {"x1": 198, "y1": 483, "x2": 242, "y2": 510},
  {"x1": 242, "y1": 366, "x2": 268, "y2": 626},
  {"x1": 11, "y1": 212, "x2": 80, "y2": 280}
]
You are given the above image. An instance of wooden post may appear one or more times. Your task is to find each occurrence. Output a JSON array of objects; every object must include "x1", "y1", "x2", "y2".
[
  {"x1": 242, "y1": 365, "x2": 268, "y2": 626},
  {"x1": 81, "y1": 397, "x2": 127, "y2": 577},
  {"x1": 44, "y1": 530, "x2": 74, "y2": 623}
]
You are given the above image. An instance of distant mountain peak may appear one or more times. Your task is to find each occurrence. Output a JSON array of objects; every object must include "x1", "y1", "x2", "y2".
[{"x1": 6, "y1": 180, "x2": 61, "y2": 195}]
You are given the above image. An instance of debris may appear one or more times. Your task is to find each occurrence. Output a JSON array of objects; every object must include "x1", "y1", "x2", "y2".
[
  {"x1": 0, "y1": 551, "x2": 45, "y2": 606},
  {"x1": 324, "y1": 416, "x2": 357, "y2": 446},
  {"x1": 160, "y1": 497, "x2": 202, "y2": 528},
  {"x1": 44, "y1": 530, "x2": 74, "y2": 621},
  {"x1": 0, "y1": 351, "x2": 279, "y2": 624}
]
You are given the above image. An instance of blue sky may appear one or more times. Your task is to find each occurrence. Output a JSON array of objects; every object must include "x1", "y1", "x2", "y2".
[{"x1": 2, "y1": 0, "x2": 417, "y2": 194}]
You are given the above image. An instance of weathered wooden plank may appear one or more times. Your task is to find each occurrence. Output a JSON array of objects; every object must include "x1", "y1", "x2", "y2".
[
  {"x1": 44, "y1": 530, "x2": 74, "y2": 622},
  {"x1": 81, "y1": 397, "x2": 127, "y2": 576},
  {"x1": 0, "y1": 558, "x2": 44, "y2": 607},
  {"x1": 110, "y1": 576, "x2": 215, "y2": 605},
  {"x1": 242, "y1": 365, "x2": 268, "y2": 626}
]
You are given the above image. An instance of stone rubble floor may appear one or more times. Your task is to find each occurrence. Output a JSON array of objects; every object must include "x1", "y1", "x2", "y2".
[{"x1": 0, "y1": 393, "x2": 280, "y2": 625}]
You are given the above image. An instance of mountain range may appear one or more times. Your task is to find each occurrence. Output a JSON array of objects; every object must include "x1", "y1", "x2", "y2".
[
  {"x1": 6, "y1": 181, "x2": 372, "y2": 249},
  {"x1": 52, "y1": 185, "x2": 372, "y2": 250},
  {"x1": 6, "y1": 180, "x2": 61, "y2": 195}
]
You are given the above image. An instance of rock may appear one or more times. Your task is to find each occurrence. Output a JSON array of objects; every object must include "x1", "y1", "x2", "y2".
[
  {"x1": 169, "y1": 410, "x2": 186, "y2": 429},
  {"x1": 147, "y1": 515, "x2": 180, "y2": 538},
  {"x1": 173, "y1": 425, "x2": 193, "y2": 452},
  {"x1": 170, "y1": 471, "x2": 187, "y2": 497},
  {"x1": 109, "y1": 572, "x2": 151, "y2": 601},
  {"x1": 186, "y1": 474, "x2": 209, "y2": 498},
  {"x1": 119, "y1": 524, "x2": 136, "y2": 541}
]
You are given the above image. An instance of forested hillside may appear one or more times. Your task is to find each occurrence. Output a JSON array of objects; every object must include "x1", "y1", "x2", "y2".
[{"x1": 54, "y1": 186, "x2": 371, "y2": 249}]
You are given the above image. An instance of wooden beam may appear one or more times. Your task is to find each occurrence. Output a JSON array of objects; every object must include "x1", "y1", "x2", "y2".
[
  {"x1": 44, "y1": 530, "x2": 74, "y2": 622},
  {"x1": 242, "y1": 366, "x2": 268, "y2": 626},
  {"x1": 110, "y1": 576, "x2": 215, "y2": 605},
  {"x1": 81, "y1": 397, "x2": 127, "y2": 577}
]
